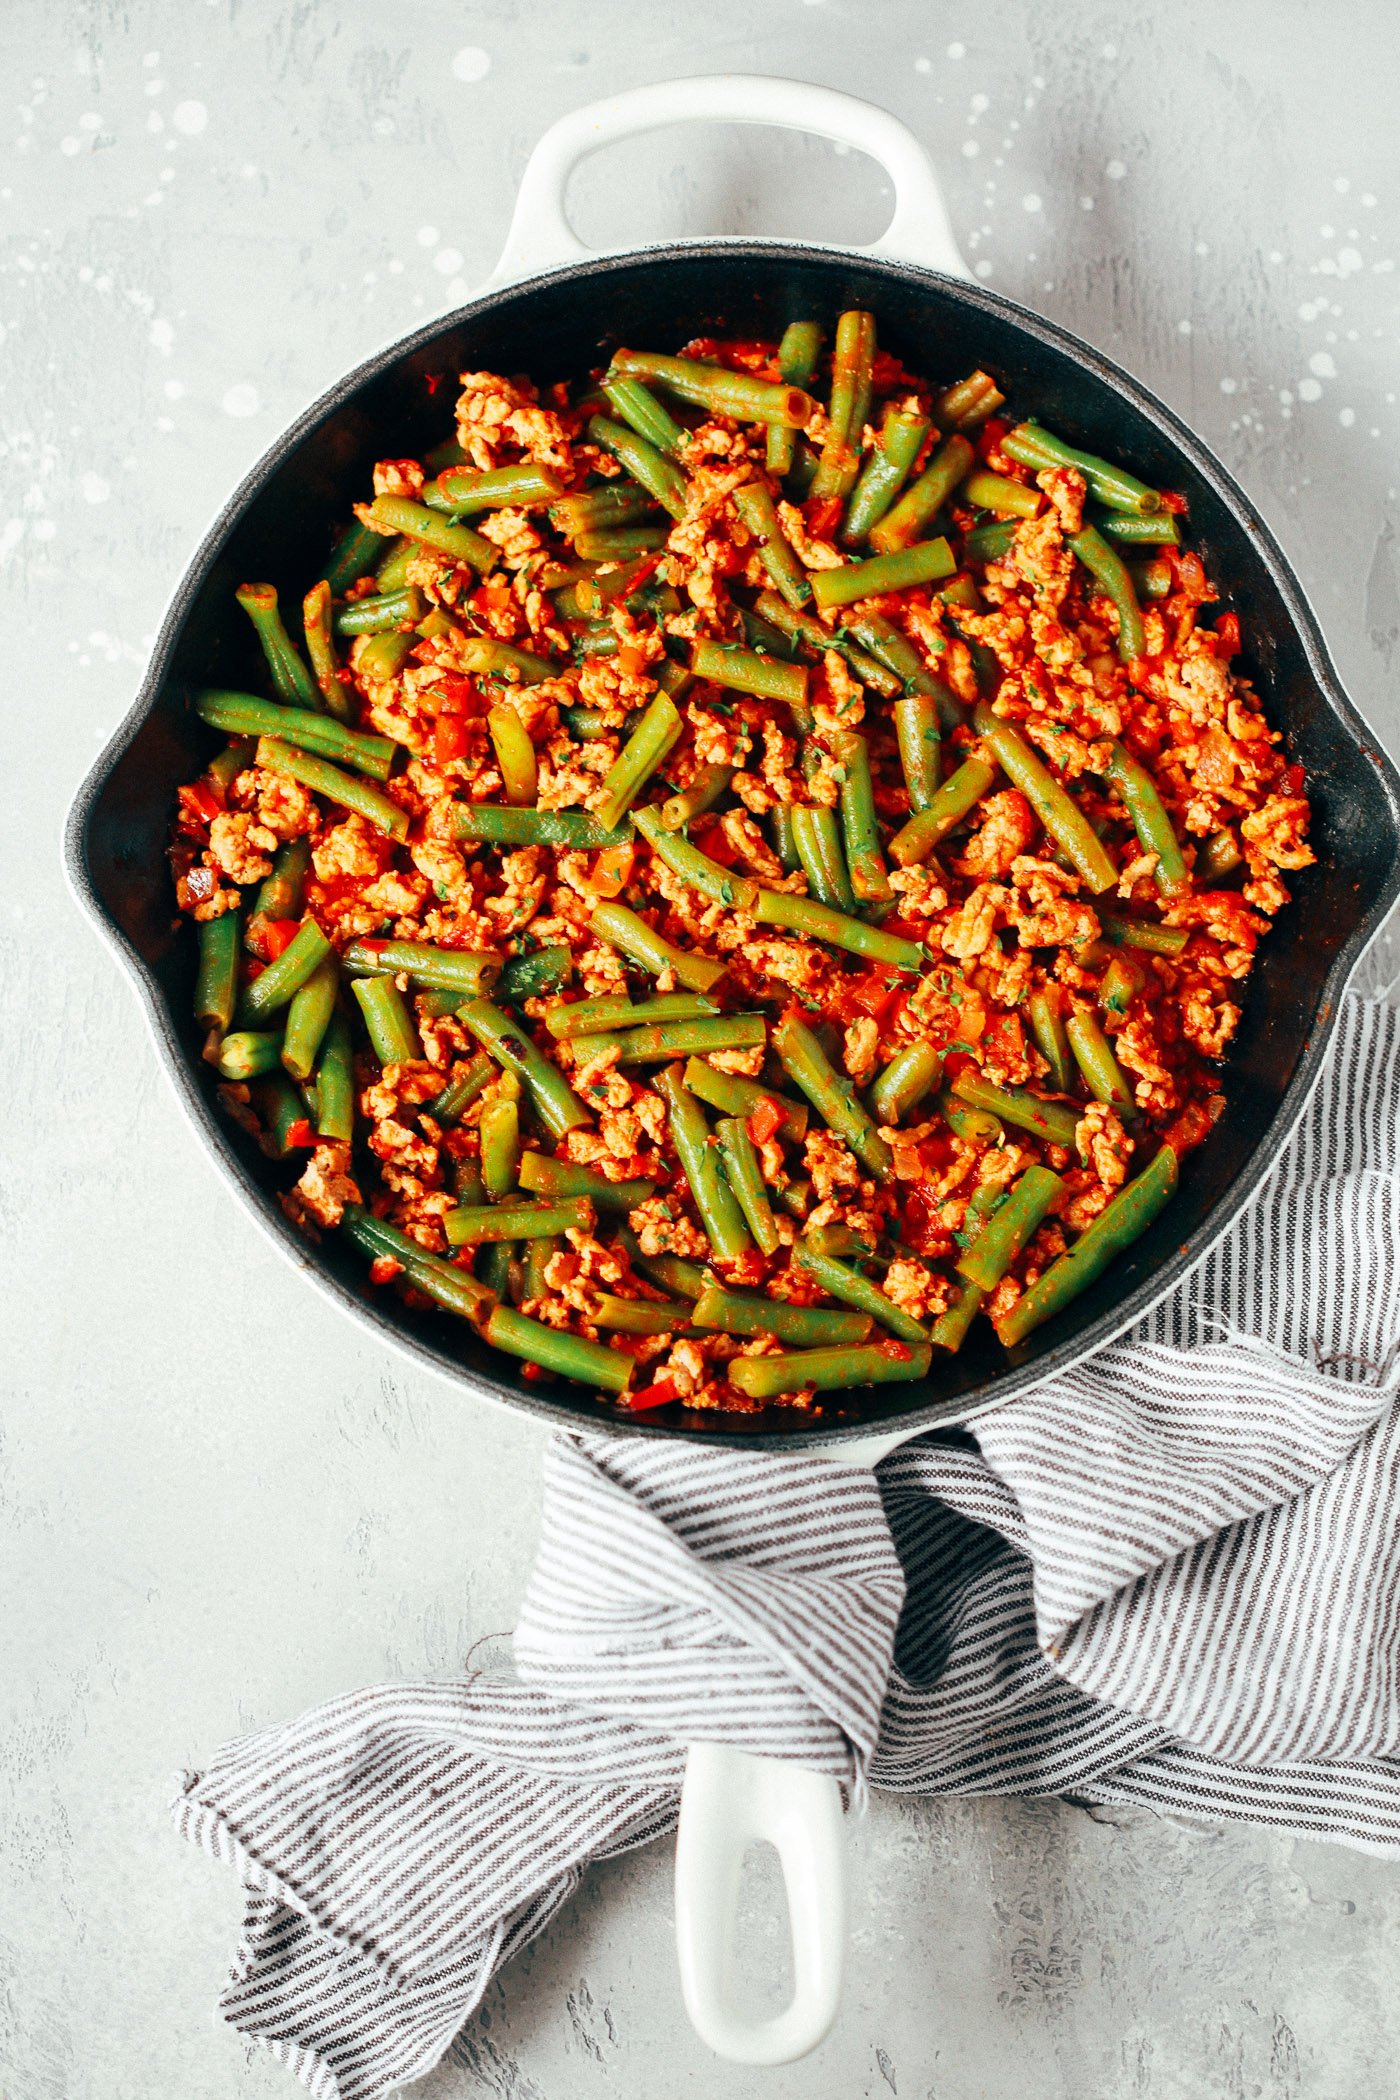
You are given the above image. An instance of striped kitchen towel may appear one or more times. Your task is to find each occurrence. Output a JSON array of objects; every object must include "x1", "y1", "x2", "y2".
[{"x1": 176, "y1": 989, "x2": 1400, "y2": 2100}]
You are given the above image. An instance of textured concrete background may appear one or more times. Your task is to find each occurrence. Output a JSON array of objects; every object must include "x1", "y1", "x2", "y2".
[{"x1": 6, "y1": 2, "x2": 1400, "y2": 2095}]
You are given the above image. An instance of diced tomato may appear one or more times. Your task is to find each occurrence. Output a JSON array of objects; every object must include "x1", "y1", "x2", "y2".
[
  {"x1": 677, "y1": 336, "x2": 776, "y2": 374},
  {"x1": 1159, "y1": 489, "x2": 1189, "y2": 514},
  {"x1": 692, "y1": 820, "x2": 737, "y2": 867},
  {"x1": 806, "y1": 495, "x2": 843, "y2": 542},
  {"x1": 976, "y1": 417, "x2": 1010, "y2": 460},
  {"x1": 624, "y1": 1377, "x2": 680, "y2": 1411},
  {"x1": 1214, "y1": 611, "x2": 1241, "y2": 658},
  {"x1": 183, "y1": 863, "x2": 218, "y2": 905},
  {"x1": 181, "y1": 780, "x2": 223, "y2": 824},
  {"x1": 900, "y1": 1182, "x2": 947, "y2": 1258},
  {"x1": 434, "y1": 673, "x2": 478, "y2": 715},
  {"x1": 877, "y1": 1336, "x2": 913, "y2": 1362},
  {"x1": 368, "y1": 1254, "x2": 402, "y2": 1284},
  {"x1": 1284, "y1": 762, "x2": 1306, "y2": 796},
  {"x1": 435, "y1": 716, "x2": 472, "y2": 765},
  {"x1": 941, "y1": 1048, "x2": 979, "y2": 1088},
  {"x1": 263, "y1": 918, "x2": 302, "y2": 961},
  {"x1": 583, "y1": 841, "x2": 636, "y2": 898},
  {"x1": 616, "y1": 644, "x2": 650, "y2": 679},
  {"x1": 284, "y1": 1118, "x2": 315, "y2": 1150},
  {"x1": 1174, "y1": 551, "x2": 1211, "y2": 606},
  {"x1": 746, "y1": 1095, "x2": 786, "y2": 1147}
]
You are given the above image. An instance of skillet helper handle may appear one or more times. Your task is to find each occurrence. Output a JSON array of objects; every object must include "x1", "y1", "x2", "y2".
[
  {"x1": 674, "y1": 1741, "x2": 846, "y2": 2066},
  {"x1": 487, "y1": 74, "x2": 971, "y2": 285}
]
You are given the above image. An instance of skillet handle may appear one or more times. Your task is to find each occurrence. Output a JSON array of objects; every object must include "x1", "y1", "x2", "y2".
[
  {"x1": 674, "y1": 1741, "x2": 846, "y2": 2066},
  {"x1": 487, "y1": 75, "x2": 970, "y2": 286}
]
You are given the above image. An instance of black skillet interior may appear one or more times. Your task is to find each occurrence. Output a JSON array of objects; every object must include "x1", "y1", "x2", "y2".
[{"x1": 68, "y1": 242, "x2": 1400, "y2": 1447}]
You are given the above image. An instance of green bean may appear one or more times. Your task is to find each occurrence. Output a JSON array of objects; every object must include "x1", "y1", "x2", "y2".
[
  {"x1": 895, "y1": 694, "x2": 942, "y2": 811},
  {"x1": 1000, "y1": 422, "x2": 1162, "y2": 516},
  {"x1": 963, "y1": 519, "x2": 1018, "y2": 565},
  {"x1": 766, "y1": 805, "x2": 799, "y2": 874},
  {"x1": 360, "y1": 495, "x2": 496, "y2": 571},
  {"x1": 1066, "y1": 1009, "x2": 1136, "y2": 1112},
  {"x1": 236, "y1": 582, "x2": 323, "y2": 712},
  {"x1": 521, "y1": 1234, "x2": 560, "y2": 1303},
  {"x1": 939, "y1": 572, "x2": 982, "y2": 610},
  {"x1": 207, "y1": 737, "x2": 257, "y2": 795},
  {"x1": 618, "y1": 1229, "x2": 711, "y2": 1302},
  {"x1": 256, "y1": 737, "x2": 409, "y2": 839},
  {"x1": 486, "y1": 1303, "x2": 633, "y2": 1391},
  {"x1": 547, "y1": 992, "x2": 717, "y2": 1040},
  {"x1": 332, "y1": 587, "x2": 425, "y2": 637},
  {"x1": 576, "y1": 525, "x2": 670, "y2": 559},
  {"x1": 372, "y1": 537, "x2": 417, "y2": 591},
  {"x1": 794, "y1": 1243, "x2": 928, "y2": 1342},
  {"x1": 444, "y1": 1197, "x2": 591, "y2": 1247},
  {"x1": 970, "y1": 703, "x2": 1117, "y2": 893},
  {"x1": 342, "y1": 1205, "x2": 494, "y2": 1322},
  {"x1": 1100, "y1": 740, "x2": 1190, "y2": 895},
  {"x1": 729, "y1": 1340, "x2": 930, "y2": 1399},
  {"x1": 195, "y1": 909, "x2": 242, "y2": 1037},
  {"x1": 810, "y1": 309, "x2": 876, "y2": 503},
  {"x1": 811, "y1": 538, "x2": 956, "y2": 611},
  {"x1": 446, "y1": 636, "x2": 556, "y2": 687},
  {"x1": 654, "y1": 1063, "x2": 753, "y2": 1260},
  {"x1": 590, "y1": 900, "x2": 724, "y2": 993},
  {"x1": 591, "y1": 1294, "x2": 688, "y2": 1335},
  {"x1": 356, "y1": 631, "x2": 416, "y2": 682},
  {"x1": 839, "y1": 610, "x2": 963, "y2": 727},
  {"x1": 661, "y1": 764, "x2": 734, "y2": 831},
  {"x1": 939, "y1": 1088, "x2": 1002, "y2": 1145},
  {"x1": 682, "y1": 1058, "x2": 808, "y2": 1139},
  {"x1": 481, "y1": 704, "x2": 536, "y2": 809},
  {"x1": 429, "y1": 1050, "x2": 497, "y2": 1123},
  {"x1": 551, "y1": 482, "x2": 660, "y2": 538},
  {"x1": 451, "y1": 804, "x2": 630, "y2": 851},
  {"x1": 869, "y1": 437, "x2": 975, "y2": 554},
  {"x1": 842, "y1": 408, "x2": 931, "y2": 545},
  {"x1": 714, "y1": 1118, "x2": 781, "y2": 1256},
  {"x1": 994, "y1": 1143, "x2": 1179, "y2": 1346},
  {"x1": 197, "y1": 693, "x2": 395, "y2": 780},
  {"x1": 475, "y1": 1083, "x2": 520, "y2": 1201},
  {"x1": 929, "y1": 1183, "x2": 1005, "y2": 1353},
  {"x1": 961, "y1": 468, "x2": 1041, "y2": 518},
  {"x1": 752, "y1": 592, "x2": 902, "y2": 700},
  {"x1": 497, "y1": 945, "x2": 572, "y2": 1004},
  {"x1": 869, "y1": 1040, "x2": 943, "y2": 1127},
  {"x1": 956, "y1": 1165, "x2": 1063, "y2": 1291},
  {"x1": 1069, "y1": 526, "x2": 1146, "y2": 662},
  {"x1": 599, "y1": 374, "x2": 687, "y2": 457},
  {"x1": 791, "y1": 805, "x2": 857, "y2": 913},
  {"x1": 777, "y1": 1178, "x2": 813, "y2": 1219},
  {"x1": 322, "y1": 520, "x2": 390, "y2": 594},
  {"x1": 476, "y1": 1239, "x2": 516, "y2": 1297},
  {"x1": 593, "y1": 693, "x2": 683, "y2": 832},
  {"x1": 1099, "y1": 953, "x2": 1146, "y2": 1020},
  {"x1": 755, "y1": 889, "x2": 923, "y2": 973},
  {"x1": 458, "y1": 997, "x2": 590, "y2": 1138},
  {"x1": 1094, "y1": 510, "x2": 1181, "y2": 547},
  {"x1": 689, "y1": 637, "x2": 810, "y2": 712},
  {"x1": 238, "y1": 920, "x2": 332, "y2": 1024},
  {"x1": 773, "y1": 1010, "x2": 892, "y2": 1182},
  {"x1": 695, "y1": 1286, "x2": 871, "y2": 1347},
  {"x1": 833, "y1": 731, "x2": 892, "y2": 905},
  {"x1": 610, "y1": 348, "x2": 813, "y2": 428},
  {"x1": 215, "y1": 1030, "x2": 283, "y2": 1080},
  {"x1": 931, "y1": 370, "x2": 1005, "y2": 429},
  {"x1": 733, "y1": 479, "x2": 811, "y2": 609},
  {"x1": 1197, "y1": 828, "x2": 1244, "y2": 884},
  {"x1": 301, "y1": 581, "x2": 355, "y2": 721},
  {"x1": 587, "y1": 414, "x2": 689, "y2": 521},
  {"x1": 1026, "y1": 986, "x2": 1074, "y2": 1092},
  {"x1": 343, "y1": 940, "x2": 500, "y2": 998},
  {"x1": 1127, "y1": 557, "x2": 1175, "y2": 600},
  {"x1": 1100, "y1": 914, "x2": 1190, "y2": 957},
  {"x1": 281, "y1": 954, "x2": 338, "y2": 1082},
  {"x1": 424, "y1": 462, "x2": 563, "y2": 513},
  {"x1": 248, "y1": 844, "x2": 308, "y2": 938},
  {"x1": 766, "y1": 320, "x2": 824, "y2": 476},
  {"x1": 804, "y1": 1223, "x2": 876, "y2": 1259},
  {"x1": 602, "y1": 1015, "x2": 767, "y2": 1064},
  {"x1": 950, "y1": 1071, "x2": 1081, "y2": 1148},
  {"x1": 306, "y1": 1008, "x2": 352, "y2": 1141},
  {"x1": 249, "y1": 1071, "x2": 314, "y2": 1158},
  {"x1": 518, "y1": 1152, "x2": 655, "y2": 1211},
  {"x1": 632, "y1": 804, "x2": 758, "y2": 910},
  {"x1": 351, "y1": 974, "x2": 421, "y2": 1065},
  {"x1": 887, "y1": 756, "x2": 996, "y2": 867}
]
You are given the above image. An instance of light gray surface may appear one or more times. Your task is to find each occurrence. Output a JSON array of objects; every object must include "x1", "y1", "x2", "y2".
[{"x1": 6, "y1": 2, "x2": 1400, "y2": 2095}]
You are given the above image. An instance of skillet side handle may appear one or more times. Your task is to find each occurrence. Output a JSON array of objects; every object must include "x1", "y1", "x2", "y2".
[
  {"x1": 486, "y1": 75, "x2": 970, "y2": 286},
  {"x1": 674, "y1": 1741, "x2": 846, "y2": 2066}
]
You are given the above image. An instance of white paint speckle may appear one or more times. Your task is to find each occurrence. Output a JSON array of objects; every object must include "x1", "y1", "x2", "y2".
[
  {"x1": 1334, "y1": 175, "x2": 1351, "y2": 193},
  {"x1": 1297, "y1": 377, "x2": 1323, "y2": 402},
  {"x1": 970, "y1": 92, "x2": 989, "y2": 114},
  {"x1": 1220, "y1": 377, "x2": 1237, "y2": 394},
  {"x1": 222, "y1": 382, "x2": 260, "y2": 417},
  {"x1": 59, "y1": 135, "x2": 81, "y2": 156},
  {"x1": 451, "y1": 46, "x2": 491, "y2": 83},
  {"x1": 143, "y1": 49, "x2": 159, "y2": 66},
  {"x1": 32, "y1": 516, "x2": 56, "y2": 540},
  {"x1": 1022, "y1": 193, "x2": 1042, "y2": 213},
  {"x1": 433, "y1": 248, "x2": 463, "y2": 275},
  {"x1": 149, "y1": 318, "x2": 174, "y2": 353},
  {"x1": 80, "y1": 472, "x2": 110, "y2": 503},
  {"x1": 79, "y1": 111, "x2": 102, "y2": 131},
  {"x1": 1079, "y1": 195, "x2": 1094, "y2": 211},
  {"x1": 416, "y1": 225, "x2": 439, "y2": 248},
  {"x1": 1337, "y1": 246, "x2": 1363, "y2": 276},
  {"x1": 1339, "y1": 406, "x2": 1356, "y2": 426},
  {"x1": 147, "y1": 110, "x2": 164, "y2": 132},
  {"x1": 1105, "y1": 159, "x2": 1126, "y2": 180},
  {"x1": 1178, "y1": 318, "x2": 1192, "y2": 335},
  {"x1": 172, "y1": 99, "x2": 207, "y2": 136},
  {"x1": 914, "y1": 55, "x2": 931, "y2": 73},
  {"x1": 962, "y1": 140, "x2": 979, "y2": 158},
  {"x1": 947, "y1": 41, "x2": 966, "y2": 58},
  {"x1": 974, "y1": 258, "x2": 993, "y2": 277},
  {"x1": 164, "y1": 378, "x2": 185, "y2": 399},
  {"x1": 1279, "y1": 389, "x2": 1294, "y2": 404},
  {"x1": 1102, "y1": 42, "x2": 1118, "y2": 57},
  {"x1": 445, "y1": 277, "x2": 468, "y2": 303},
  {"x1": 1308, "y1": 350, "x2": 1337, "y2": 378}
]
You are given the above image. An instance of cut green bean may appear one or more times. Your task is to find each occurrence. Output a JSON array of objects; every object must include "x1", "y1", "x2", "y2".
[
  {"x1": 755, "y1": 889, "x2": 923, "y2": 972},
  {"x1": 661, "y1": 764, "x2": 734, "y2": 831},
  {"x1": 454, "y1": 636, "x2": 558, "y2": 685},
  {"x1": 1066, "y1": 1009, "x2": 1136, "y2": 1111},
  {"x1": 207, "y1": 737, "x2": 257, "y2": 795},
  {"x1": 236, "y1": 582, "x2": 323, "y2": 712},
  {"x1": 1098, "y1": 952, "x2": 1145, "y2": 1019},
  {"x1": 592, "y1": 1294, "x2": 688, "y2": 1335},
  {"x1": 576, "y1": 525, "x2": 669, "y2": 559},
  {"x1": 239, "y1": 920, "x2": 332, "y2": 1024},
  {"x1": 930, "y1": 1183, "x2": 1005, "y2": 1352},
  {"x1": 334, "y1": 587, "x2": 426, "y2": 636},
  {"x1": 518, "y1": 1152, "x2": 655, "y2": 1211},
  {"x1": 311, "y1": 1009, "x2": 354, "y2": 1141},
  {"x1": 753, "y1": 591, "x2": 902, "y2": 700},
  {"x1": 424, "y1": 462, "x2": 563, "y2": 513},
  {"x1": 794, "y1": 1244, "x2": 928, "y2": 1342},
  {"x1": 486, "y1": 1303, "x2": 633, "y2": 1391},
  {"x1": 1026, "y1": 986, "x2": 1074, "y2": 1092},
  {"x1": 458, "y1": 998, "x2": 590, "y2": 1138},
  {"x1": 351, "y1": 973, "x2": 421, "y2": 1065},
  {"x1": 654, "y1": 1063, "x2": 753, "y2": 1260},
  {"x1": 617, "y1": 1229, "x2": 711, "y2": 1302},
  {"x1": 811, "y1": 309, "x2": 876, "y2": 503},
  {"x1": 599, "y1": 374, "x2": 687, "y2": 457},
  {"x1": 771, "y1": 804, "x2": 802, "y2": 874},
  {"x1": 773, "y1": 1011, "x2": 892, "y2": 1182},
  {"x1": 869, "y1": 436, "x2": 975, "y2": 554},
  {"x1": 301, "y1": 581, "x2": 354, "y2": 721},
  {"x1": 372, "y1": 537, "x2": 417, "y2": 591},
  {"x1": 791, "y1": 805, "x2": 857, "y2": 913},
  {"x1": 497, "y1": 945, "x2": 572, "y2": 1004},
  {"x1": 804, "y1": 1223, "x2": 876, "y2": 1259},
  {"x1": 521, "y1": 1234, "x2": 560, "y2": 1303},
  {"x1": 970, "y1": 703, "x2": 1117, "y2": 893},
  {"x1": 1197, "y1": 828, "x2": 1244, "y2": 884},
  {"x1": 444, "y1": 1197, "x2": 591, "y2": 1247},
  {"x1": 810, "y1": 538, "x2": 956, "y2": 611},
  {"x1": 833, "y1": 730, "x2": 892, "y2": 905},
  {"x1": 682, "y1": 1059, "x2": 808, "y2": 1139},
  {"x1": 360, "y1": 495, "x2": 496, "y2": 572},
  {"x1": 886, "y1": 756, "x2": 996, "y2": 866},
  {"x1": 714, "y1": 1118, "x2": 781, "y2": 1256},
  {"x1": 611, "y1": 348, "x2": 813, "y2": 429},
  {"x1": 342, "y1": 1206, "x2": 494, "y2": 1322},
  {"x1": 603, "y1": 1015, "x2": 767, "y2": 1064},
  {"x1": 961, "y1": 468, "x2": 1042, "y2": 518},
  {"x1": 590, "y1": 901, "x2": 724, "y2": 994},
  {"x1": 250, "y1": 1071, "x2": 314, "y2": 1158},
  {"x1": 1000, "y1": 422, "x2": 1162, "y2": 515},
  {"x1": 1100, "y1": 914, "x2": 1190, "y2": 957},
  {"x1": 256, "y1": 737, "x2": 409, "y2": 839},
  {"x1": 1127, "y1": 557, "x2": 1175, "y2": 600},
  {"x1": 587, "y1": 414, "x2": 689, "y2": 521},
  {"x1": 931, "y1": 370, "x2": 1005, "y2": 430},
  {"x1": 689, "y1": 637, "x2": 810, "y2": 711},
  {"x1": 1101, "y1": 740, "x2": 1190, "y2": 895},
  {"x1": 322, "y1": 520, "x2": 390, "y2": 594},
  {"x1": 733, "y1": 479, "x2": 811, "y2": 608},
  {"x1": 994, "y1": 1143, "x2": 1178, "y2": 1345},
  {"x1": 477, "y1": 1240, "x2": 517, "y2": 1297},
  {"x1": 966, "y1": 519, "x2": 1019, "y2": 569},
  {"x1": 429, "y1": 1050, "x2": 497, "y2": 1124},
  {"x1": 939, "y1": 1088, "x2": 1002, "y2": 1145},
  {"x1": 895, "y1": 694, "x2": 942, "y2": 811},
  {"x1": 594, "y1": 693, "x2": 683, "y2": 832},
  {"x1": 251, "y1": 837, "x2": 310, "y2": 927},
  {"x1": 1094, "y1": 509, "x2": 1181, "y2": 546},
  {"x1": 356, "y1": 630, "x2": 416, "y2": 682},
  {"x1": 198, "y1": 692, "x2": 395, "y2": 779},
  {"x1": 344, "y1": 940, "x2": 500, "y2": 998},
  {"x1": 195, "y1": 908, "x2": 242, "y2": 1037},
  {"x1": 451, "y1": 804, "x2": 630, "y2": 850},
  {"x1": 551, "y1": 482, "x2": 660, "y2": 538},
  {"x1": 632, "y1": 803, "x2": 758, "y2": 910},
  {"x1": 869, "y1": 1040, "x2": 943, "y2": 1127},
  {"x1": 1069, "y1": 525, "x2": 1146, "y2": 661},
  {"x1": 281, "y1": 954, "x2": 338, "y2": 1082},
  {"x1": 950, "y1": 1071, "x2": 1081, "y2": 1148},
  {"x1": 729, "y1": 1340, "x2": 931, "y2": 1399},
  {"x1": 479, "y1": 1089, "x2": 522, "y2": 1201},
  {"x1": 843, "y1": 408, "x2": 931, "y2": 545},
  {"x1": 547, "y1": 992, "x2": 718, "y2": 1040},
  {"x1": 487, "y1": 704, "x2": 539, "y2": 808},
  {"x1": 956, "y1": 1165, "x2": 1063, "y2": 1291},
  {"x1": 215, "y1": 1030, "x2": 283, "y2": 1081},
  {"x1": 693, "y1": 1286, "x2": 870, "y2": 1347},
  {"x1": 767, "y1": 320, "x2": 824, "y2": 476},
  {"x1": 839, "y1": 609, "x2": 963, "y2": 727}
]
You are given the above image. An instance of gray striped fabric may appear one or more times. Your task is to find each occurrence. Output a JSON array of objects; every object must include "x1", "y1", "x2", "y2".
[{"x1": 176, "y1": 990, "x2": 1400, "y2": 2100}]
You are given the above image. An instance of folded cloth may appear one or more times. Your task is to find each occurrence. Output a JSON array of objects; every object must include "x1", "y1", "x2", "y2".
[{"x1": 176, "y1": 991, "x2": 1400, "y2": 2100}]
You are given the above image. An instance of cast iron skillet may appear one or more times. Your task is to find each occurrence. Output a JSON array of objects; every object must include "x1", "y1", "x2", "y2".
[{"x1": 65, "y1": 78, "x2": 1400, "y2": 1456}]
